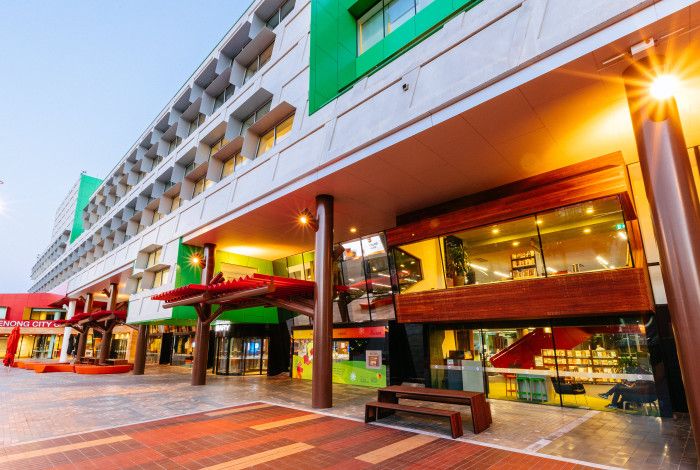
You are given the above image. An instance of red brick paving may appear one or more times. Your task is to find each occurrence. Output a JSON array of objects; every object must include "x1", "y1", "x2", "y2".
[{"x1": 1, "y1": 403, "x2": 598, "y2": 469}]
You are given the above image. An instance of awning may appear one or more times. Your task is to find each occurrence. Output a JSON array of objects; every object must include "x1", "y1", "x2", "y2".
[
  {"x1": 56, "y1": 310, "x2": 128, "y2": 327},
  {"x1": 152, "y1": 274, "x2": 321, "y2": 317}
]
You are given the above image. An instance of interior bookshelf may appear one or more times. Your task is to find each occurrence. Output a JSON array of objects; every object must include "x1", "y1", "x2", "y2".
[
  {"x1": 511, "y1": 250, "x2": 538, "y2": 279},
  {"x1": 535, "y1": 348, "x2": 621, "y2": 382}
]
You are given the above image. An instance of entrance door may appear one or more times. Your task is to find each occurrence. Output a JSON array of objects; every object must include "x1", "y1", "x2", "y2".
[{"x1": 243, "y1": 338, "x2": 268, "y2": 375}]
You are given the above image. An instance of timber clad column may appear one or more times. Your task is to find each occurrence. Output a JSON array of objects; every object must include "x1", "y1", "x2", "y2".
[
  {"x1": 98, "y1": 283, "x2": 118, "y2": 364},
  {"x1": 75, "y1": 293, "x2": 93, "y2": 361},
  {"x1": 312, "y1": 195, "x2": 334, "y2": 408},
  {"x1": 624, "y1": 58, "x2": 700, "y2": 450},
  {"x1": 133, "y1": 324, "x2": 148, "y2": 375},
  {"x1": 192, "y1": 243, "x2": 215, "y2": 386},
  {"x1": 59, "y1": 299, "x2": 77, "y2": 363}
]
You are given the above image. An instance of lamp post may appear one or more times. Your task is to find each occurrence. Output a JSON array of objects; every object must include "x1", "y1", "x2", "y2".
[{"x1": 624, "y1": 57, "x2": 700, "y2": 450}]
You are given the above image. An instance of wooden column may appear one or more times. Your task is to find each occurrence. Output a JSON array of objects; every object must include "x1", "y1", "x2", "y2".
[
  {"x1": 98, "y1": 283, "x2": 118, "y2": 364},
  {"x1": 192, "y1": 243, "x2": 215, "y2": 386},
  {"x1": 624, "y1": 58, "x2": 700, "y2": 450},
  {"x1": 133, "y1": 324, "x2": 148, "y2": 375},
  {"x1": 75, "y1": 293, "x2": 93, "y2": 362},
  {"x1": 312, "y1": 195, "x2": 333, "y2": 408}
]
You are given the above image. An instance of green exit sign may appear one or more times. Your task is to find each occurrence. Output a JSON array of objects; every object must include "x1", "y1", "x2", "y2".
[{"x1": 615, "y1": 223, "x2": 626, "y2": 230}]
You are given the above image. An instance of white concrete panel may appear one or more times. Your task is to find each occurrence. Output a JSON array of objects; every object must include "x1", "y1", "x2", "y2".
[
  {"x1": 273, "y1": 128, "x2": 324, "y2": 184},
  {"x1": 649, "y1": 264, "x2": 667, "y2": 305},
  {"x1": 156, "y1": 217, "x2": 178, "y2": 246},
  {"x1": 628, "y1": 162, "x2": 660, "y2": 263},
  {"x1": 201, "y1": 183, "x2": 235, "y2": 222}
]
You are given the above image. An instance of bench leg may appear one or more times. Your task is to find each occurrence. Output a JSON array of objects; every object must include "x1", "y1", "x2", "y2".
[
  {"x1": 365, "y1": 405, "x2": 377, "y2": 423},
  {"x1": 450, "y1": 414, "x2": 463, "y2": 439}
]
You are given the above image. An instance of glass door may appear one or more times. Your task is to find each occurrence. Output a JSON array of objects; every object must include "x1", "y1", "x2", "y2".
[
  {"x1": 228, "y1": 338, "x2": 244, "y2": 375},
  {"x1": 242, "y1": 338, "x2": 269, "y2": 375},
  {"x1": 243, "y1": 338, "x2": 262, "y2": 374}
]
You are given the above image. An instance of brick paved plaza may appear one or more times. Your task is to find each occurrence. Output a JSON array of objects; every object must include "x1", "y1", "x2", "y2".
[{"x1": 0, "y1": 366, "x2": 696, "y2": 469}]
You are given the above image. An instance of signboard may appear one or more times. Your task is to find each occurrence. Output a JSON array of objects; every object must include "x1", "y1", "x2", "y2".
[
  {"x1": 292, "y1": 326, "x2": 386, "y2": 340},
  {"x1": 0, "y1": 320, "x2": 62, "y2": 328},
  {"x1": 365, "y1": 350, "x2": 382, "y2": 369}
]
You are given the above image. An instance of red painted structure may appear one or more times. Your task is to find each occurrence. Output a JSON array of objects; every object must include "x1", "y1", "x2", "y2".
[{"x1": 0, "y1": 293, "x2": 65, "y2": 322}]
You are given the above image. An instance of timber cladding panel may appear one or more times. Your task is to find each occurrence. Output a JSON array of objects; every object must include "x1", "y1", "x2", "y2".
[
  {"x1": 395, "y1": 268, "x2": 655, "y2": 323},
  {"x1": 386, "y1": 164, "x2": 633, "y2": 246}
]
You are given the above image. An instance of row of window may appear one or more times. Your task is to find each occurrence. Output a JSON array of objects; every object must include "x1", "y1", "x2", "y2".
[{"x1": 266, "y1": 0, "x2": 295, "y2": 30}]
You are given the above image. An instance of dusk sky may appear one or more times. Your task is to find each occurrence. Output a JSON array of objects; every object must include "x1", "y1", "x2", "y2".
[{"x1": 0, "y1": 1, "x2": 248, "y2": 292}]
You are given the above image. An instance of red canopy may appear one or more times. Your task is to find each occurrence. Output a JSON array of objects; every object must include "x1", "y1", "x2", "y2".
[
  {"x1": 3, "y1": 326, "x2": 20, "y2": 367},
  {"x1": 152, "y1": 274, "x2": 316, "y2": 304},
  {"x1": 57, "y1": 310, "x2": 127, "y2": 326}
]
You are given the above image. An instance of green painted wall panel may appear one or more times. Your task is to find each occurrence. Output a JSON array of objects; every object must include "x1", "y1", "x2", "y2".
[
  {"x1": 309, "y1": 0, "x2": 483, "y2": 114},
  {"x1": 69, "y1": 174, "x2": 102, "y2": 243}
]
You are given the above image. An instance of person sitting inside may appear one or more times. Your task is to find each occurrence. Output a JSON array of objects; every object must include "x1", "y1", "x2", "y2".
[{"x1": 598, "y1": 380, "x2": 656, "y2": 409}]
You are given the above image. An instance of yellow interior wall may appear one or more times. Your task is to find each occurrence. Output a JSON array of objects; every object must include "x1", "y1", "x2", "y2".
[{"x1": 400, "y1": 238, "x2": 446, "y2": 293}]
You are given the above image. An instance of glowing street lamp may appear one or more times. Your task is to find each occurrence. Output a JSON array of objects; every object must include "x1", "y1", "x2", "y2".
[{"x1": 649, "y1": 74, "x2": 679, "y2": 101}]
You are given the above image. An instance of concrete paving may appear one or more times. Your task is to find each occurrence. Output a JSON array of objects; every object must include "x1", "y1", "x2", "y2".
[{"x1": 0, "y1": 365, "x2": 695, "y2": 468}]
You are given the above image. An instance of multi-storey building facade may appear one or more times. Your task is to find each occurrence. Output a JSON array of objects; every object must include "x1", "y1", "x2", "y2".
[{"x1": 25, "y1": 0, "x2": 700, "y2": 450}]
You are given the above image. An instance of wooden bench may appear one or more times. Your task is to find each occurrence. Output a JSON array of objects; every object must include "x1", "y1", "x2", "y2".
[
  {"x1": 377, "y1": 385, "x2": 492, "y2": 434},
  {"x1": 365, "y1": 401, "x2": 463, "y2": 438},
  {"x1": 106, "y1": 359, "x2": 129, "y2": 366}
]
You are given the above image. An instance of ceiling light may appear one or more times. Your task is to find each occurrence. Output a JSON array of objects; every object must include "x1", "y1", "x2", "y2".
[
  {"x1": 649, "y1": 74, "x2": 679, "y2": 101},
  {"x1": 585, "y1": 207, "x2": 594, "y2": 215},
  {"x1": 512, "y1": 241, "x2": 520, "y2": 247},
  {"x1": 190, "y1": 255, "x2": 201, "y2": 266},
  {"x1": 491, "y1": 227, "x2": 500, "y2": 235},
  {"x1": 349, "y1": 227, "x2": 357, "y2": 234},
  {"x1": 583, "y1": 228, "x2": 592, "y2": 234},
  {"x1": 535, "y1": 219, "x2": 542, "y2": 225}
]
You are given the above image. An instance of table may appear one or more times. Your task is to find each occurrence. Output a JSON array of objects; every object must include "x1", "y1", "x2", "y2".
[{"x1": 377, "y1": 385, "x2": 492, "y2": 434}]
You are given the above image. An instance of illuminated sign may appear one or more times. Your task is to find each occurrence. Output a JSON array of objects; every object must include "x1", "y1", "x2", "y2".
[{"x1": 0, "y1": 320, "x2": 62, "y2": 328}]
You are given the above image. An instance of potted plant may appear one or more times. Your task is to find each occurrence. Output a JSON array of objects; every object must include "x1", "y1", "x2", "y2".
[{"x1": 445, "y1": 238, "x2": 474, "y2": 286}]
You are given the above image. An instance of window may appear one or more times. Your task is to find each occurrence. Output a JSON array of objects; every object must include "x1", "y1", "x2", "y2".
[
  {"x1": 170, "y1": 196, "x2": 182, "y2": 212},
  {"x1": 213, "y1": 83, "x2": 235, "y2": 112},
  {"x1": 209, "y1": 136, "x2": 230, "y2": 157},
  {"x1": 243, "y1": 43, "x2": 273, "y2": 84},
  {"x1": 153, "y1": 267, "x2": 170, "y2": 288},
  {"x1": 184, "y1": 161, "x2": 196, "y2": 175},
  {"x1": 395, "y1": 196, "x2": 632, "y2": 293},
  {"x1": 152, "y1": 211, "x2": 163, "y2": 224},
  {"x1": 192, "y1": 177, "x2": 213, "y2": 197},
  {"x1": 168, "y1": 136, "x2": 182, "y2": 155},
  {"x1": 188, "y1": 113, "x2": 206, "y2": 136},
  {"x1": 537, "y1": 196, "x2": 631, "y2": 275},
  {"x1": 147, "y1": 248, "x2": 162, "y2": 268},
  {"x1": 152, "y1": 155, "x2": 163, "y2": 168},
  {"x1": 220, "y1": 153, "x2": 249, "y2": 179},
  {"x1": 135, "y1": 277, "x2": 143, "y2": 293},
  {"x1": 240, "y1": 101, "x2": 272, "y2": 136},
  {"x1": 266, "y1": 0, "x2": 294, "y2": 30},
  {"x1": 0, "y1": 307, "x2": 6, "y2": 319},
  {"x1": 256, "y1": 114, "x2": 294, "y2": 157},
  {"x1": 357, "y1": 0, "x2": 434, "y2": 55}
]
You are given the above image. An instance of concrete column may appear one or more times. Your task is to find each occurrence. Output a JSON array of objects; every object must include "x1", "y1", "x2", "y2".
[
  {"x1": 192, "y1": 243, "x2": 215, "y2": 386},
  {"x1": 59, "y1": 299, "x2": 77, "y2": 363},
  {"x1": 624, "y1": 58, "x2": 700, "y2": 451},
  {"x1": 98, "y1": 283, "x2": 118, "y2": 364},
  {"x1": 133, "y1": 324, "x2": 148, "y2": 375},
  {"x1": 75, "y1": 294, "x2": 93, "y2": 361},
  {"x1": 312, "y1": 195, "x2": 334, "y2": 409}
]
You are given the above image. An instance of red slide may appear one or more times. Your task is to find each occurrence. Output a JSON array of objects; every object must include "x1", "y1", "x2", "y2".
[{"x1": 489, "y1": 327, "x2": 592, "y2": 369}]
